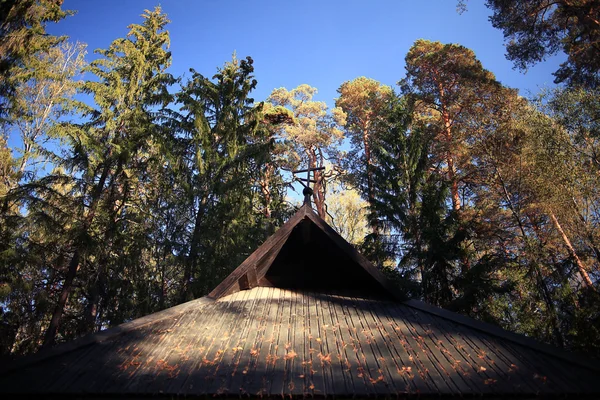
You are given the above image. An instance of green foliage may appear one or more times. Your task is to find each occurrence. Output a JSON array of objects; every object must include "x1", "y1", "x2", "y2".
[
  {"x1": 174, "y1": 54, "x2": 282, "y2": 300},
  {"x1": 1, "y1": 4, "x2": 599, "y2": 361},
  {"x1": 0, "y1": 0, "x2": 69, "y2": 117},
  {"x1": 486, "y1": 0, "x2": 600, "y2": 88}
]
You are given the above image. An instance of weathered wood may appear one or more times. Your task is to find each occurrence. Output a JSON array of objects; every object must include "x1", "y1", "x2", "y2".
[
  {"x1": 232, "y1": 287, "x2": 272, "y2": 396},
  {"x1": 400, "y1": 303, "x2": 489, "y2": 395},
  {"x1": 370, "y1": 299, "x2": 429, "y2": 394},
  {"x1": 320, "y1": 293, "x2": 348, "y2": 395},
  {"x1": 209, "y1": 203, "x2": 404, "y2": 302},
  {"x1": 269, "y1": 289, "x2": 288, "y2": 396},
  {"x1": 387, "y1": 303, "x2": 454, "y2": 393},
  {"x1": 328, "y1": 292, "x2": 365, "y2": 396},
  {"x1": 304, "y1": 210, "x2": 405, "y2": 302},
  {"x1": 0, "y1": 296, "x2": 213, "y2": 376},
  {"x1": 404, "y1": 299, "x2": 600, "y2": 374},
  {"x1": 357, "y1": 297, "x2": 405, "y2": 395},
  {"x1": 3, "y1": 288, "x2": 600, "y2": 398},
  {"x1": 208, "y1": 206, "x2": 308, "y2": 299},
  {"x1": 339, "y1": 295, "x2": 379, "y2": 396}
]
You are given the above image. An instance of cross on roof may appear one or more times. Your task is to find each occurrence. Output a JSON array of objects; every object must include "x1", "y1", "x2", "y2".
[{"x1": 292, "y1": 166, "x2": 325, "y2": 206}]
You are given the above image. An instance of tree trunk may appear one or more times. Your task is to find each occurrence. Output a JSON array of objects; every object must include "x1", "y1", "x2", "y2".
[
  {"x1": 182, "y1": 193, "x2": 208, "y2": 302},
  {"x1": 438, "y1": 82, "x2": 460, "y2": 212},
  {"x1": 41, "y1": 162, "x2": 111, "y2": 348},
  {"x1": 260, "y1": 163, "x2": 273, "y2": 219},
  {"x1": 42, "y1": 249, "x2": 80, "y2": 348},
  {"x1": 571, "y1": 198, "x2": 600, "y2": 266},
  {"x1": 520, "y1": 214, "x2": 565, "y2": 347},
  {"x1": 308, "y1": 151, "x2": 327, "y2": 219},
  {"x1": 442, "y1": 114, "x2": 460, "y2": 211},
  {"x1": 362, "y1": 123, "x2": 378, "y2": 234},
  {"x1": 550, "y1": 212, "x2": 596, "y2": 290},
  {"x1": 82, "y1": 160, "x2": 127, "y2": 333}
]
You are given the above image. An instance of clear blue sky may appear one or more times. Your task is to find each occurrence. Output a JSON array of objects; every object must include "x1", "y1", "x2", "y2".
[{"x1": 49, "y1": 0, "x2": 563, "y2": 106}]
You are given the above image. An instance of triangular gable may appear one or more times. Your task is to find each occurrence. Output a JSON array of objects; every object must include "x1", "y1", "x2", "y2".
[{"x1": 209, "y1": 203, "x2": 403, "y2": 301}]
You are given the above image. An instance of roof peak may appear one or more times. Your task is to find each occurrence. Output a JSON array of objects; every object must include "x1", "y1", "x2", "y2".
[{"x1": 208, "y1": 203, "x2": 402, "y2": 301}]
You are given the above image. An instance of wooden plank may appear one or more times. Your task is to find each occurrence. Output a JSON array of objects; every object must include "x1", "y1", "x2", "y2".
[
  {"x1": 13, "y1": 339, "x2": 101, "y2": 393},
  {"x1": 212, "y1": 232, "x2": 291, "y2": 299},
  {"x1": 121, "y1": 302, "x2": 210, "y2": 394},
  {"x1": 219, "y1": 286, "x2": 262, "y2": 395},
  {"x1": 236, "y1": 287, "x2": 273, "y2": 395},
  {"x1": 529, "y1": 351, "x2": 600, "y2": 393},
  {"x1": 284, "y1": 289, "x2": 303, "y2": 396},
  {"x1": 435, "y1": 316, "x2": 541, "y2": 394},
  {"x1": 320, "y1": 293, "x2": 350, "y2": 395},
  {"x1": 327, "y1": 292, "x2": 362, "y2": 396},
  {"x1": 228, "y1": 287, "x2": 271, "y2": 396},
  {"x1": 339, "y1": 295, "x2": 380, "y2": 396},
  {"x1": 401, "y1": 305, "x2": 491, "y2": 395},
  {"x1": 177, "y1": 295, "x2": 242, "y2": 395},
  {"x1": 307, "y1": 290, "x2": 326, "y2": 396},
  {"x1": 208, "y1": 206, "x2": 310, "y2": 300},
  {"x1": 0, "y1": 296, "x2": 213, "y2": 376},
  {"x1": 139, "y1": 304, "x2": 216, "y2": 394},
  {"x1": 370, "y1": 299, "x2": 431, "y2": 394},
  {"x1": 312, "y1": 291, "x2": 334, "y2": 397},
  {"x1": 164, "y1": 300, "x2": 227, "y2": 395},
  {"x1": 385, "y1": 302, "x2": 454, "y2": 394},
  {"x1": 203, "y1": 289, "x2": 255, "y2": 396},
  {"x1": 404, "y1": 299, "x2": 600, "y2": 374},
  {"x1": 197, "y1": 291, "x2": 253, "y2": 396},
  {"x1": 352, "y1": 297, "x2": 397, "y2": 395},
  {"x1": 395, "y1": 303, "x2": 474, "y2": 394},
  {"x1": 266, "y1": 288, "x2": 290, "y2": 396},
  {"x1": 54, "y1": 333, "x2": 135, "y2": 393},
  {"x1": 500, "y1": 341, "x2": 574, "y2": 394},
  {"x1": 299, "y1": 289, "x2": 311, "y2": 396},
  {"x1": 251, "y1": 287, "x2": 280, "y2": 396},
  {"x1": 357, "y1": 297, "x2": 408, "y2": 396},
  {"x1": 458, "y1": 327, "x2": 554, "y2": 394}
]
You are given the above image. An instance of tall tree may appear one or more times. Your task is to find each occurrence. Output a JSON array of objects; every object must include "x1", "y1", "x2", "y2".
[
  {"x1": 335, "y1": 77, "x2": 392, "y2": 232},
  {"x1": 41, "y1": 6, "x2": 174, "y2": 347},
  {"x1": 6, "y1": 40, "x2": 86, "y2": 179},
  {"x1": 0, "y1": 0, "x2": 68, "y2": 117},
  {"x1": 401, "y1": 39, "x2": 502, "y2": 213},
  {"x1": 175, "y1": 55, "x2": 273, "y2": 301},
  {"x1": 268, "y1": 84, "x2": 346, "y2": 218},
  {"x1": 485, "y1": 0, "x2": 600, "y2": 88}
]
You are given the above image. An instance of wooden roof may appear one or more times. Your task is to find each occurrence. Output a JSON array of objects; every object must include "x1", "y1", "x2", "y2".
[
  {"x1": 209, "y1": 203, "x2": 401, "y2": 301},
  {"x1": 1, "y1": 204, "x2": 599, "y2": 398},
  {"x1": 1, "y1": 287, "x2": 599, "y2": 398}
]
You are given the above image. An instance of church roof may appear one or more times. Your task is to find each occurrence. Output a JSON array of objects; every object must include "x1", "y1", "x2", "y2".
[{"x1": 1, "y1": 204, "x2": 599, "y2": 398}]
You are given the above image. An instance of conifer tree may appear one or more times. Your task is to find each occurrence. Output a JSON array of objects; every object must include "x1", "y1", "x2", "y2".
[
  {"x1": 268, "y1": 84, "x2": 346, "y2": 218},
  {"x1": 335, "y1": 77, "x2": 392, "y2": 233},
  {"x1": 41, "y1": 6, "x2": 174, "y2": 346},
  {"x1": 0, "y1": 0, "x2": 68, "y2": 117},
  {"x1": 175, "y1": 55, "x2": 273, "y2": 301}
]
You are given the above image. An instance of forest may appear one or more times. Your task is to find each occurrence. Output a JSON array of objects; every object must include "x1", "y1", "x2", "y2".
[{"x1": 0, "y1": 0, "x2": 599, "y2": 357}]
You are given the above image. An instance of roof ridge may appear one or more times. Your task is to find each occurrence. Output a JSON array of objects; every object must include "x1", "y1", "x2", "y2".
[
  {"x1": 0, "y1": 296, "x2": 214, "y2": 376},
  {"x1": 209, "y1": 202, "x2": 404, "y2": 302},
  {"x1": 403, "y1": 298, "x2": 600, "y2": 373}
]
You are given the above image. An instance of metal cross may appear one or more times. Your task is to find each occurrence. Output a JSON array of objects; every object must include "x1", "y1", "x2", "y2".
[{"x1": 292, "y1": 166, "x2": 325, "y2": 206}]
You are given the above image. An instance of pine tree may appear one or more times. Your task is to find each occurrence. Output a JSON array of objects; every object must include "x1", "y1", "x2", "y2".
[
  {"x1": 268, "y1": 84, "x2": 346, "y2": 218},
  {"x1": 335, "y1": 77, "x2": 392, "y2": 233}
]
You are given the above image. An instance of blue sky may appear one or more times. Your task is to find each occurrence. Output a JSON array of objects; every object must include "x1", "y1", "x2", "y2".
[{"x1": 49, "y1": 0, "x2": 563, "y2": 106}]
